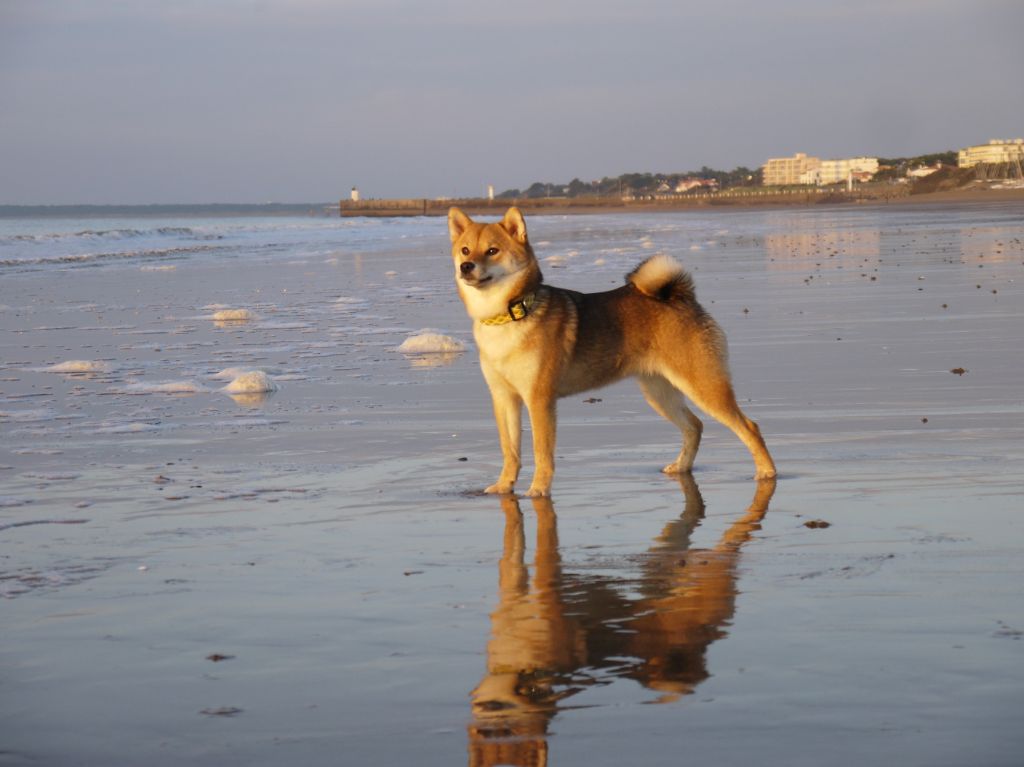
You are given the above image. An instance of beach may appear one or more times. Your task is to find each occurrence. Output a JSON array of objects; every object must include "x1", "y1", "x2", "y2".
[{"x1": 2, "y1": 201, "x2": 1023, "y2": 766}]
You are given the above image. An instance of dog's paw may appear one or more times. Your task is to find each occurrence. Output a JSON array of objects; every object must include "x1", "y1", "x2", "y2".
[
  {"x1": 754, "y1": 467, "x2": 777, "y2": 480},
  {"x1": 484, "y1": 482, "x2": 515, "y2": 495},
  {"x1": 660, "y1": 462, "x2": 692, "y2": 475},
  {"x1": 524, "y1": 485, "x2": 551, "y2": 498}
]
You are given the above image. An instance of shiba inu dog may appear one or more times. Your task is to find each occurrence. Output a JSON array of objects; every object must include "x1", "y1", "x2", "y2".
[{"x1": 448, "y1": 207, "x2": 776, "y2": 497}]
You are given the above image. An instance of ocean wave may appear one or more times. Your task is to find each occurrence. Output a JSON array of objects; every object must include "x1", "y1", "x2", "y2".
[
  {"x1": 2, "y1": 226, "x2": 221, "y2": 245},
  {"x1": 0, "y1": 244, "x2": 225, "y2": 268},
  {"x1": 0, "y1": 213, "x2": 437, "y2": 272}
]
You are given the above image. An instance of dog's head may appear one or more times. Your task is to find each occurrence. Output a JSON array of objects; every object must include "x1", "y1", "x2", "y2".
[{"x1": 448, "y1": 207, "x2": 538, "y2": 293}]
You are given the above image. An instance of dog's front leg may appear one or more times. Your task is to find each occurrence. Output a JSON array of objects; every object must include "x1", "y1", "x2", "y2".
[
  {"x1": 483, "y1": 371, "x2": 522, "y2": 494},
  {"x1": 524, "y1": 397, "x2": 557, "y2": 497}
]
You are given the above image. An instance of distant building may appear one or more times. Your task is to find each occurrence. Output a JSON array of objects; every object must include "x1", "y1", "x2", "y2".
[
  {"x1": 762, "y1": 153, "x2": 821, "y2": 186},
  {"x1": 674, "y1": 178, "x2": 719, "y2": 193},
  {"x1": 958, "y1": 139, "x2": 1024, "y2": 168},
  {"x1": 805, "y1": 157, "x2": 879, "y2": 185},
  {"x1": 907, "y1": 163, "x2": 943, "y2": 179},
  {"x1": 764, "y1": 153, "x2": 877, "y2": 186},
  {"x1": 350, "y1": 187, "x2": 360, "y2": 202}
]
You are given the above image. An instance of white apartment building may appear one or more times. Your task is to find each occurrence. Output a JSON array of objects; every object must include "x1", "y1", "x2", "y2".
[
  {"x1": 763, "y1": 153, "x2": 878, "y2": 186},
  {"x1": 804, "y1": 157, "x2": 880, "y2": 185},
  {"x1": 958, "y1": 139, "x2": 1024, "y2": 168},
  {"x1": 762, "y1": 153, "x2": 821, "y2": 186}
]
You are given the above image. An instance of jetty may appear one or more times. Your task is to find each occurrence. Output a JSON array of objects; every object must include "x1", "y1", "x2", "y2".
[{"x1": 338, "y1": 188, "x2": 907, "y2": 217}]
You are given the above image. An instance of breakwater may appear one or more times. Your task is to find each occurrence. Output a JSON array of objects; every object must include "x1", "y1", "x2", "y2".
[
  {"x1": 338, "y1": 186, "x2": 909, "y2": 217},
  {"x1": 339, "y1": 196, "x2": 635, "y2": 217}
]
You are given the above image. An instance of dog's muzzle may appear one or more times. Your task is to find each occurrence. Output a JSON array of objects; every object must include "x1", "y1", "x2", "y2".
[{"x1": 460, "y1": 261, "x2": 491, "y2": 285}]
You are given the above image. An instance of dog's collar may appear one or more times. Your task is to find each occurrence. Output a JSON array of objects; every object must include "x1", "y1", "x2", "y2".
[{"x1": 479, "y1": 292, "x2": 538, "y2": 326}]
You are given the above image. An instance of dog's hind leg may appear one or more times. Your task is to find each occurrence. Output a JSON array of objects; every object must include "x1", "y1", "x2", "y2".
[
  {"x1": 637, "y1": 374, "x2": 703, "y2": 474},
  {"x1": 663, "y1": 369, "x2": 776, "y2": 480}
]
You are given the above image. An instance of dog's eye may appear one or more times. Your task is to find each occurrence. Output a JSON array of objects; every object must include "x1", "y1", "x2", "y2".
[
  {"x1": 461, "y1": 246, "x2": 470, "y2": 256},
  {"x1": 485, "y1": 247, "x2": 499, "y2": 257}
]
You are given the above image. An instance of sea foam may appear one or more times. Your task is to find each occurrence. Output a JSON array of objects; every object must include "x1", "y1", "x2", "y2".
[
  {"x1": 397, "y1": 332, "x2": 465, "y2": 354},
  {"x1": 123, "y1": 381, "x2": 206, "y2": 395},
  {"x1": 211, "y1": 308, "x2": 256, "y2": 321},
  {"x1": 96, "y1": 422, "x2": 166, "y2": 434},
  {"x1": 212, "y1": 366, "x2": 258, "y2": 380},
  {"x1": 44, "y1": 360, "x2": 112, "y2": 374},
  {"x1": 222, "y1": 371, "x2": 278, "y2": 394}
]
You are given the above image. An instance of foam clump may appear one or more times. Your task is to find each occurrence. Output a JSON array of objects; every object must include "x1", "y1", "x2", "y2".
[
  {"x1": 45, "y1": 360, "x2": 111, "y2": 373},
  {"x1": 397, "y1": 332, "x2": 465, "y2": 354},
  {"x1": 125, "y1": 381, "x2": 205, "y2": 394},
  {"x1": 211, "y1": 308, "x2": 255, "y2": 321},
  {"x1": 213, "y1": 366, "x2": 256, "y2": 380},
  {"x1": 97, "y1": 422, "x2": 163, "y2": 434},
  {"x1": 223, "y1": 370, "x2": 278, "y2": 394}
]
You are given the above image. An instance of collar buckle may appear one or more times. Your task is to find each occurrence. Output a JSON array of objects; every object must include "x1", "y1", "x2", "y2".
[
  {"x1": 507, "y1": 298, "x2": 530, "y2": 321},
  {"x1": 480, "y1": 291, "x2": 537, "y2": 326}
]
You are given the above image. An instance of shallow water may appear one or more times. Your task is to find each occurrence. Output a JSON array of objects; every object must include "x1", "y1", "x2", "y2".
[{"x1": 1, "y1": 202, "x2": 1023, "y2": 766}]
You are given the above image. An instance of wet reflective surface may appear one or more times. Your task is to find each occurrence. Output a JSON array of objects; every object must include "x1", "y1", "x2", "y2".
[
  {"x1": 470, "y1": 479, "x2": 775, "y2": 766},
  {"x1": 2, "y1": 202, "x2": 1023, "y2": 765}
]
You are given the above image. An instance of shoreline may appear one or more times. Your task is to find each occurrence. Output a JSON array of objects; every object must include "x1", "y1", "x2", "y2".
[
  {"x1": 340, "y1": 185, "x2": 1024, "y2": 217},
  {"x1": 3, "y1": 187, "x2": 1020, "y2": 222}
]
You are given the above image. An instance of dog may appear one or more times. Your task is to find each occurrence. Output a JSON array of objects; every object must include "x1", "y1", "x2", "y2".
[{"x1": 448, "y1": 206, "x2": 776, "y2": 497}]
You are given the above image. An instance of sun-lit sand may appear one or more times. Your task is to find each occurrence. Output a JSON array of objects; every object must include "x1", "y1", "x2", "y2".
[{"x1": 1, "y1": 201, "x2": 1023, "y2": 766}]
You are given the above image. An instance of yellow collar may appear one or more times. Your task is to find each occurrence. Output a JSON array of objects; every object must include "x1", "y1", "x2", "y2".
[{"x1": 479, "y1": 292, "x2": 538, "y2": 326}]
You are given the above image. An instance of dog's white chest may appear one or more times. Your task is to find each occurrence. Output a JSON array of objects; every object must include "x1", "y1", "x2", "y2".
[
  {"x1": 459, "y1": 284, "x2": 510, "y2": 322},
  {"x1": 474, "y1": 321, "x2": 527, "y2": 360},
  {"x1": 473, "y1": 322, "x2": 540, "y2": 387}
]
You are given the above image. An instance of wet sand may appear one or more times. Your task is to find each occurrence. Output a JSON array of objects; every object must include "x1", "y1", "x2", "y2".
[{"x1": 1, "y1": 202, "x2": 1023, "y2": 766}]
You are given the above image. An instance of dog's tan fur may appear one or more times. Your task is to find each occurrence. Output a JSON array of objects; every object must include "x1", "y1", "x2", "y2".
[{"x1": 449, "y1": 206, "x2": 776, "y2": 497}]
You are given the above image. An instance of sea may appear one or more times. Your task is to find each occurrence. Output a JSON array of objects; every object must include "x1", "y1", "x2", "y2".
[
  {"x1": 3, "y1": 199, "x2": 1022, "y2": 276},
  {"x1": 0, "y1": 204, "x2": 429, "y2": 273}
]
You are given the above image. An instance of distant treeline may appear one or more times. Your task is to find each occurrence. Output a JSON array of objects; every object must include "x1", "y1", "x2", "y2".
[
  {"x1": 500, "y1": 151, "x2": 962, "y2": 198},
  {"x1": 497, "y1": 167, "x2": 764, "y2": 199}
]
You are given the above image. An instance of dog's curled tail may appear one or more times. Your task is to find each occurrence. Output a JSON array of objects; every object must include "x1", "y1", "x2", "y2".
[{"x1": 627, "y1": 254, "x2": 696, "y2": 302}]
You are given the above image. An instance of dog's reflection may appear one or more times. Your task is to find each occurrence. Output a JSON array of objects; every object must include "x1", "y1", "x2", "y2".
[{"x1": 468, "y1": 477, "x2": 776, "y2": 767}]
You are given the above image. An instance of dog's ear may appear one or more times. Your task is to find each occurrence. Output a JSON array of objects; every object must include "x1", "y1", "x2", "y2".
[
  {"x1": 448, "y1": 208, "x2": 472, "y2": 243},
  {"x1": 501, "y1": 207, "x2": 528, "y2": 244}
]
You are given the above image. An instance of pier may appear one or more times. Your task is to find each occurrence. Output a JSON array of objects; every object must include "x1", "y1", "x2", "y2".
[{"x1": 338, "y1": 187, "x2": 906, "y2": 217}]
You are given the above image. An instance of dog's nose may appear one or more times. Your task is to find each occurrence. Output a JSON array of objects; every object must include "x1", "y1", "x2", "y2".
[{"x1": 460, "y1": 262, "x2": 475, "y2": 275}]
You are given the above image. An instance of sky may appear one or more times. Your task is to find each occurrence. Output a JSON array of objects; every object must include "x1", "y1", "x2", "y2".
[{"x1": 1, "y1": 0, "x2": 1022, "y2": 204}]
